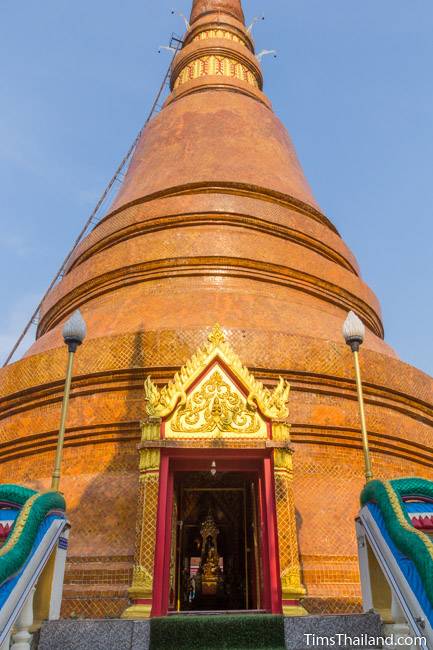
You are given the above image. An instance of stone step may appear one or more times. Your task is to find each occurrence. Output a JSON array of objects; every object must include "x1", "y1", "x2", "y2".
[
  {"x1": 37, "y1": 613, "x2": 383, "y2": 650},
  {"x1": 38, "y1": 620, "x2": 150, "y2": 650},
  {"x1": 284, "y1": 613, "x2": 383, "y2": 649}
]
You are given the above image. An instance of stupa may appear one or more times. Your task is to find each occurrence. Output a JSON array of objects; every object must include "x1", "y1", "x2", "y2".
[{"x1": 1, "y1": 0, "x2": 432, "y2": 618}]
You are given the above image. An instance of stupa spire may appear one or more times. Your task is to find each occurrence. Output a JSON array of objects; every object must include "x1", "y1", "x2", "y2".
[
  {"x1": 34, "y1": 0, "x2": 387, "y2": 353},
  {"x1": 168, "y1": 0, "x2": 261, "y2": 109},
  {"x1": 190, "y1": 0, "x2": 245, "y2": 24}
]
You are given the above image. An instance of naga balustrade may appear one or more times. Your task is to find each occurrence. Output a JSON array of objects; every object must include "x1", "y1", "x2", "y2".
[{"x1": 0, "y1": 486, "x2": 69, "y2": 650}]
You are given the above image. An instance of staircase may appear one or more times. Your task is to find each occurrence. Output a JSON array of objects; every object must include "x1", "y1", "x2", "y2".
[
  {"x1": 7, "y1": 478, "x2": 433, "y2": 649},
  {"x1": 37, "y1": 613, "x2": 384, "y2": 650}
]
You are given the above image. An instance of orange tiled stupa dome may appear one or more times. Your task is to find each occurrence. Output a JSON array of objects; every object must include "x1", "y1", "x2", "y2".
[{"x1": 1, "y1": 0, "x2": 432, "y2": 617}]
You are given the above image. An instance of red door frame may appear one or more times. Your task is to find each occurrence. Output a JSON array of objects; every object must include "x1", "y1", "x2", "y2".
[{"x1": 151, "y1": 448, "x2": 282, "y2": 617}]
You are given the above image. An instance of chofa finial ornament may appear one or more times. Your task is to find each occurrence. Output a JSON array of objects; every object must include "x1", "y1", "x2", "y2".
[
  {"x1": 208, "y1": 323, "x2": 225, "y2": 346},
  {"x1": 144, "y1": 376, "x2": 161, "y2": 416},
  {"x1": 261, "y1": 376, "x2": 291, "y2": 420},
  {"x1": 143, "y1": 324, "x2": 291, "y2": 421}
]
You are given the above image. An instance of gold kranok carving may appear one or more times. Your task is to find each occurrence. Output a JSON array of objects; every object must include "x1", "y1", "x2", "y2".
[{"x1": 170, "y1": 370, "x2": 260, "y2": 434}]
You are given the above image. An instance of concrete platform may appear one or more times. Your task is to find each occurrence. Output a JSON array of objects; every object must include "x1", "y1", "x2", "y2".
[{"x1": 38, "y1": 613, "x2": 383, "y2": 649}]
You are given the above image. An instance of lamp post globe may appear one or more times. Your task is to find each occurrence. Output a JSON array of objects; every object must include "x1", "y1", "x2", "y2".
[
  {"x1": 343, "y1": 310, "x2": 365, "y2": 352},
  {"x1": 62, "y1": 309, "x2": 87, "y2": 351},
  {"x1": 343, "y1": 311, "x2": 373, "y2": 483}
]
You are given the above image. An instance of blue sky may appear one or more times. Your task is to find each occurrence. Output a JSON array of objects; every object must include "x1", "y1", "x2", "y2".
[{"x1": 1, "y1": 0, "x2": 432, "y2": 377}]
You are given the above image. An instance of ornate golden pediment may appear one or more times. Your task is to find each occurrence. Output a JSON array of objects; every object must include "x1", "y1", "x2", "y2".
[
  {"x1": 144, "y1": 325, "x2": 290, "y2": 435},
  {"x1": 170, "y1": 368, "x2": 261, "y2": 436}
]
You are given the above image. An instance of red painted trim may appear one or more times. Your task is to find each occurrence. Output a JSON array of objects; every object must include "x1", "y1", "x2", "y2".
[
  {"x1": 263, "y1": 456, "x2": 282, "y2": 614},
  {"x1": 170, "y1": 447, "x2": 267, "y2": 463},
  {"x1": 184, "y1": 357, "x2": 248, "y2": 398},
  {"x1": 267, "y1": 420, "x2": 273, "y2": 440},
  {"x1": 258, "y1": 474, "x2": 271, "y2": 612},
  {"x1": 151, "y1": 454, "x2": 170, "y2": 617},
  {"x1": 150, "y1": 448, "x2": 282, "y2": 617},
  {"x1": 160, "y1": 463, "x2": 174, "y2": 614}
]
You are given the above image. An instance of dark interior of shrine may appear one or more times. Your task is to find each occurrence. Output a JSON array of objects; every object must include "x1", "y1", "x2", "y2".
[{"x1": 171, "y1": 471, "x2": 262, "y2": 612}]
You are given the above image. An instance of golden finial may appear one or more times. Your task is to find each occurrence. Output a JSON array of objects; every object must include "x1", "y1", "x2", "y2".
[
  {"x1": 208, "y1": 323, "x2": 225, "y2": 347},
  {"x1": 265, "y1": 377, "x2": 291, "y2": 420},
  {"x1": 144, "y1": 376, "x2": 161, "y2": 416}
]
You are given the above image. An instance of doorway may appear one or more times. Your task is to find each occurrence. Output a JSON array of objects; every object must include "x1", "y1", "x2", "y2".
[{"x1": 170, "y1": 472, "x2": 262, "y2": 612}]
